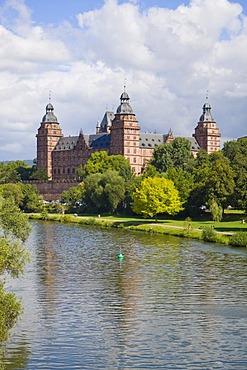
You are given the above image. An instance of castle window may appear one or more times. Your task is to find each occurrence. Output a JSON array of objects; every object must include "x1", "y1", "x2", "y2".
[
  {"x1": 68, "y1": 168, "x2": 70, "y2": 174},
  {"x1": 63, "y1": 168, "x2": 65, "y2": 174},
  {"x1": 133, "y1": 158, "x2": 136, "y2": 163},
  {"x1": 54, "y1": 169, "x2": 56, "y2": 174},
  {"x1": 58, "y1": 169, "x2": 60, "y2": 174},
  {"x1": 72, "y1": 168, "x2": 75, "y2": 174}
]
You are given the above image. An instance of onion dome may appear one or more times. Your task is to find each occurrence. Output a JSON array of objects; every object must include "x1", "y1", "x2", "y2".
[
  {"x1": 42, "y1": 102, "x2": 58, "y2": 122},
  {"x1": 116, "y1": 90, "x2": 133, "y2": 114},
  {"x1": 199, "y1": 99, "x2": 215, "y2": 122}
]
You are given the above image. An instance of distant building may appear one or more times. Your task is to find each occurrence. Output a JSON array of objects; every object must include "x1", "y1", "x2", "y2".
[{"x1": 36, "y1": 90, "x2": 221, "y2": 180}]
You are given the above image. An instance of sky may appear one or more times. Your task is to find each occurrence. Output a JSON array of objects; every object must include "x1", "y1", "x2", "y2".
[{"x1": 0, "y1": 0, "x2": 246, "y2": 161}]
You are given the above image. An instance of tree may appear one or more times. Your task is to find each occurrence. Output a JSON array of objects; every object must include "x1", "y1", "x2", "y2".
[
  {"x1": 83, "y1": 170, "x2": 126, "y2": 213},
  {"x1": 151, "y1": 137, "x2": 194, "y2": 173},
  {"x1": 167, "y1": 167, "x2": 194, "y2": 204},
  {"x1": 209, "y1": 200, "x2": 223, "y2": 222},
  {"x1": 79, "y1": 151, "x2": 134, "y2": 181},
  {"x1": 151, "y1": 143, "x2": 172, "y2": 173},
  {"x1": 188, "y1": 151, "x2": 235, "y2": 215},
  {"x1": 223, "y1": 138, "x2": 247, "y2": 211},
  {"x1": 0, "y1": 183, "x2": 42, "y2": 213},
  {"x1": 61, "y1": 183, "x2": 85, "y2": 213},
  {"x1": 170, "y1": 137, "x2": 194, "y2": 170},
  {"x1": 0, "y1": 196, "x2": 31, "y2": 343},
  {"x1": 30, "y1": 168, "x2": 48, "y2": 181},
  {"x1": 131, "y1": 177, "x2": 183, "y2": 219},
  {"x1": 205, "y1": 152, "x2": 235, "y2": 211}
]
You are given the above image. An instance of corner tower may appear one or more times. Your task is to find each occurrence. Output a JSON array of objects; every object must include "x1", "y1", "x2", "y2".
[
  {"x1": 110, "y1": 89, "x2": 141, "y2": 173},
  {"x1": 193, "y1": 97, "x2": 221, "y2": 154},
  {"x1": 36, "y1": 102, "x2": 63, "y2": 179}
]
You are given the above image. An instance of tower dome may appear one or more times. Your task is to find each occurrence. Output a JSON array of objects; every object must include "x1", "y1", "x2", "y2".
[
  {"x1": 42, "y1": 102, "x2": 58, "y2": 122},
  {"x1": 199, "y1": 98, "x2": 215, "y2": 122},
  {"x1": 116, "y1": 89, "x2": 133, "y2": 114}
]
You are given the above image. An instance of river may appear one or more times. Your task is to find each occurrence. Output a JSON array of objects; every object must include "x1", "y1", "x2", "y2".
[{"x1": 2, "y1": 221, "x2": 247, "y2": 369}]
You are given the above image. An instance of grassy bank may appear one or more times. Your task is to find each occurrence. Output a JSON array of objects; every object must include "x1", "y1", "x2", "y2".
[{"x1": 28, "y1": 211, "x2": 247, "y2": 247}]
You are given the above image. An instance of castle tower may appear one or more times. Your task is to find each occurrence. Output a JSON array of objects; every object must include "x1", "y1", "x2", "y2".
[
  {"x1": 193, "y1": 97, "x2": 221, "y2": 154},
  {"x1": 110, "y1": 89, "x2": 141, "y2": 173},
  {"x1": 36, "y1": 102, "x2": 63, "y2": 179}
]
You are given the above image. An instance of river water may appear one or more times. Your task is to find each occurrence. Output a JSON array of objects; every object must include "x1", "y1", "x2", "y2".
[{"x1": 1, "y1": 221, "x2": 247, "y2": 369}]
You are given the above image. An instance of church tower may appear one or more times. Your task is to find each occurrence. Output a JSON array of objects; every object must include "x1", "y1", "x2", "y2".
[
  {"x1": 193, "y1": 97, "x2": 221, "y2": 154},
  {"x1": 36, "y1": 102, "x2": 63, "y2": 179},
  {"x1": 110, "y1": 89, "x2": 141, "y2": 173}
]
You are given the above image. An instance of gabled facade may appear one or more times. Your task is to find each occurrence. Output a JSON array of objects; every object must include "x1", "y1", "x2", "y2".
[{"x1": 36, "y1": 90, "x2": 220, "y2": 180}]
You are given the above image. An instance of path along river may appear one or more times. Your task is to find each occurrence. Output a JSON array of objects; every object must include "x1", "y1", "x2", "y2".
[{"x1": 2, "y1": 221, "x2": 247, "y2": 369}]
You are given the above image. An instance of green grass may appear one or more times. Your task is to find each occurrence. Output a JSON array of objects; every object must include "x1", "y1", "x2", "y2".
[{"x1": 28, "y1": 210, "x2": 247, "y2": 247}]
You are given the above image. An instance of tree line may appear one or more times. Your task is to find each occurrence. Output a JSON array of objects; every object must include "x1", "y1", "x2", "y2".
[{"x1": 0, "y1": 137, "x2": 246, "y2": 220}]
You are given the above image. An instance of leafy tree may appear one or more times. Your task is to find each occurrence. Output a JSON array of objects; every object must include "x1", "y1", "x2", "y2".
[
  {"x1": 167, "y1": 167, "x2": 194, "y2": 204},
  {"x1": 151, "y1": 143, "x2": 172, "y2": 173},
  {"x1": 83, "y1": 170, "x2": 126, "y2": 213},
  {"x1": 188, "y1": 151, "x2": 235, "y2": 215},
  {"x1": 61, "y1": 183, "x2": 85, "y2": 213},
  {"x1": 205, "y1": 152, "x2": 235, "y2": 211},
  {"x1": 0, "y1": 196, "x2": 31, "y2": 344},
  {"x1": 141, "y1": 164, "x2": 159, "y2": 178},
  {"x1": 20, "y1": 184, "x2": 43, "y2": 212},
  {"x1": 223, "y1": 138, "x2": 247, "y2": 211},
  {"x1": 0, "y1": 161, "x2": 36, "y2": 183},
  {"x1": 80, "y1": 151, "x2": 134, "y2": 181},
  {"x1": 0, "y1": 183, "x2": 42, "y2": 213},
  {"x1": 209, "y1": 200, "x2": 223, "y2": 222},
  {"x1": 170, "y1": 137, "x2": 194, "y2": 170},
  {"x1": 131, "y1": 177, "x2": 183, "y2": 219},
  {"x1": 151, "y1": 137, "x2": 194, "y2": 173},
  {"x1": 0, "y1": 183, "x2": 24, "y2": 206},
  {"x1": 30, "y1": 168, "x2": 48, "y2": 181}
]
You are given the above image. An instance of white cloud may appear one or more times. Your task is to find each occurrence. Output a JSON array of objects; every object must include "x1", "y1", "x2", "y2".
[{"x1": 0, "y1": 0, "x2": 246, "y2": 161}]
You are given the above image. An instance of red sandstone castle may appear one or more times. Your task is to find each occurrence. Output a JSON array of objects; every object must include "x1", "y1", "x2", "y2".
[{"x1": 36, "y1": 90, "x2": 221, "y2": 179}]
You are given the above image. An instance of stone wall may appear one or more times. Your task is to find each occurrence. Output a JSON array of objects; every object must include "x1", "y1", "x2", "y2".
[{"x1": 26, "y1": 180, "x2": 79, "y2": 200}]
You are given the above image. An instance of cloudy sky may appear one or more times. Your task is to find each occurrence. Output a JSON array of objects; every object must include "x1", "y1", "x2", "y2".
[{"x1": 0, "y1": 0, "x2": 246, "y2": 161}]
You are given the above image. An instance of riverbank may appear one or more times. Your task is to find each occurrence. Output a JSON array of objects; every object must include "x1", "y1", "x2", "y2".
[{"x1": 27, "y1": 212, "x2": 247, "y2": 247}]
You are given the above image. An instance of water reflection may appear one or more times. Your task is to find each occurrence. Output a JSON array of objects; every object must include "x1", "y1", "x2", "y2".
[{"x1": 2, "y1": 221, "x2": 247, "y2": 369}]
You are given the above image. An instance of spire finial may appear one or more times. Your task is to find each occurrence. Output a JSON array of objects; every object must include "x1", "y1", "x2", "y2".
[
  {"x1": 49, "y1": 90, "x2": 52, "y2": 102},
  {"x1": 124, "y1": 77, "x2": 127, "y2": 93},
  {"x1": 206, "y1": 89, "x2": 209, "y2": 101}
]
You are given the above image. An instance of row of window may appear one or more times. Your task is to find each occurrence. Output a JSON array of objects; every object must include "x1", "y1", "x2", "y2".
[{"x1": 53, "y1": 168, "x2": 76, "y2": 175}]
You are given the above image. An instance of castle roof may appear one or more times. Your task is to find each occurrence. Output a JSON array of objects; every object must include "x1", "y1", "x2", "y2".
[
  {"x1": 42, "y1": 102, "x2": 58, "y2": 123},
  {"x1": 98, "y1": 111, "x2": 115, "y2": 132},
  {"x1": 54, "y1": 136, "x2": 78, "y2": 151},
  {"x1": 116, "y1": 89, "x2": 134, "y2": 114},
  {"x1": 199, "y1": 98, "x2": 215, "y2": 122}
]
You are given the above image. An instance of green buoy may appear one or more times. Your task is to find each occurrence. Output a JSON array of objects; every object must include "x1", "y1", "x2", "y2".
[{"x1": 118, "y1": 248, "x2": 124, "y2": 259}]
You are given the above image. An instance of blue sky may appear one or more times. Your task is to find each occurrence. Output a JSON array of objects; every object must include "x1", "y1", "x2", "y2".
[
  {"x1": 9, "y1": 0, "x2": 247, "y2": 25},
  {"x1": 0, "y1": 0, "x2": 246, "y2": 160}
]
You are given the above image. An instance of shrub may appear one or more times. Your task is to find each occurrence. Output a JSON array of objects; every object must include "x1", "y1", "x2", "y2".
[
  {"x1": 229, "y1": 232, "x2": 247, "y2": 247},
  {"x1": 202, "y1": 226, "x2": 218, "y2": 243}
]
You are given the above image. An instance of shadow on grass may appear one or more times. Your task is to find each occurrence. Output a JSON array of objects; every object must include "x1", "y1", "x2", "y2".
[{"x1": 215, "y1": 227, "x2": 247, "y2": 233}]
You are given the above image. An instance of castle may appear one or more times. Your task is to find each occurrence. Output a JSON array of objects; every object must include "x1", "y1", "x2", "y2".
[{"x1": 36, "y1": 89, "x2": 221, "y2": 179}]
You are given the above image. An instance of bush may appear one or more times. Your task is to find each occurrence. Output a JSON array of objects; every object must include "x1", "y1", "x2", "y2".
[
  {"x1": 229, "y1": 232, "x2": 247, "y2": 247},
  {"x1": 202, "y1": 226, "x2": 218, "y2": 243}
]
